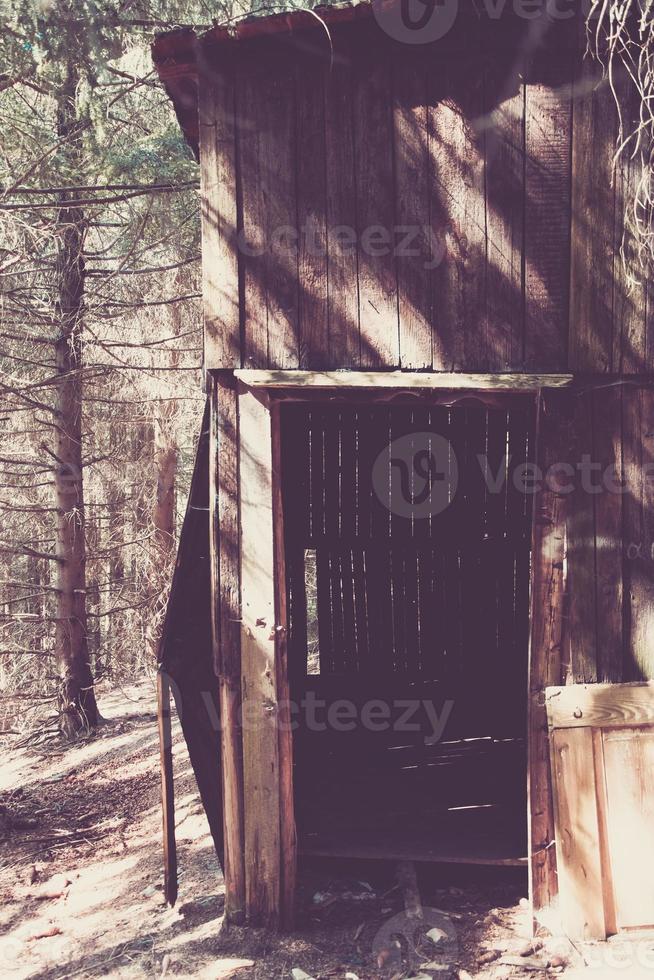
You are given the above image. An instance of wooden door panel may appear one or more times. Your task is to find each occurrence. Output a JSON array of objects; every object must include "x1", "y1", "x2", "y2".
[
  {"x1": 603, "y1": 729, "x2": 654, "y2": 929},
  {"x1": 546, "y1": 683, "x2": 654, "y2": 940}
]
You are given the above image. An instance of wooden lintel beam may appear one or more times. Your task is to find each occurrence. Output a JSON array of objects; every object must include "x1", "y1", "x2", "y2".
[{"x1": 234, "y1": 370, "x2": 574, "y2": 390}]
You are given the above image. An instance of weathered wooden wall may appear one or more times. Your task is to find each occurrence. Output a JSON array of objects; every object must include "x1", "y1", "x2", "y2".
[
  {"x1": 154, "y1": 5, "x2": 654, "y2": 932},
  {"x1": 562, "y1": 384, "x2": 654, "y2": 685},
  {"x1": 198, "y1": 14, "x2": 652, "y2": 374}
]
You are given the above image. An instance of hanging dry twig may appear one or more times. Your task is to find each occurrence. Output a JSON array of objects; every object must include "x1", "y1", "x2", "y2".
[{"x1": 587, "y1": 1, "x2": 654, "y2": 272}]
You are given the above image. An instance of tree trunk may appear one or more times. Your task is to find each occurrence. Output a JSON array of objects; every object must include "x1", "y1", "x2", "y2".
[
  {"x1": 146, "y1": 419, "x2": 178, "y2": 664},
  {"x1": 146, "y1": 268, "x2": 183, "y2": 664},
  {"x1": 153, "y1": 435, "x2": 177, "y2": 558},
  {"x1": 53, "y1": 60, "x2": 97, "y2": 736}
]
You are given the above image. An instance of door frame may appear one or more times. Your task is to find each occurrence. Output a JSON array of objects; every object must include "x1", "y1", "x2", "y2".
[{"x1": 221, "y1": 370, "x2": 573, "y2": 928}]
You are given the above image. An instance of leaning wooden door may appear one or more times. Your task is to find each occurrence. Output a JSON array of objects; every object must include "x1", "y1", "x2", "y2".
[{"x1": 546, "y1": 681, "x2": 654, "y2": 939}]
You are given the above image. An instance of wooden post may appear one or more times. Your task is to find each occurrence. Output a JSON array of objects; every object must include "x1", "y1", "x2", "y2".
[
  {"x1": 156, "y1": 668, "x2": 177, "y2": 906},
  {"x1": 237, "y1": 383, "x2": 296, "y2": 928},
  {"x1": 271, "y1": 398, "x2": 297, "y2": 929},
  {"x1": 527, "y1": 388, "x2": 573, "y2": 920},
  {"x1": 397, "y1": 861, "x2": 423, "y2": 922},
  {"x1": 210, "y1": 372, "x2": 245, "y2": 923}
]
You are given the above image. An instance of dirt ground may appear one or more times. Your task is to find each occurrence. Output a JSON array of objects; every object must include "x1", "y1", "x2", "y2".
[{"x1": 0, "y1": 681, "x2": 643, "y2": 980}]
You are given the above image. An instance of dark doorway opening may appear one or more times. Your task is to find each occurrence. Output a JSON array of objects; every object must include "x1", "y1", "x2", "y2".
[{"x1": 281, "y1": 395, "x2": 535, "y2": 867}]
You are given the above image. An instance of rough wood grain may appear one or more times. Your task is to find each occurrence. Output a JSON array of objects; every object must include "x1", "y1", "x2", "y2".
[
  {"x1": 568, "y1": 52, "x2": 616, "y2": 372},
  {"x1": 234, "y1": 369, "x2": 573, "y2": 389},
  {"x1": 237, "y1": 60, "x2": 268, "y2": 369},
  {"x1": 567, "y1": 389, "x2": 597, "y2": 683},
  {"x1": 524, "y1": 60, "x2": 572, "y2": 371},
  {"x1": 271, "y1": 399, "x2": 297, "y2": 929},
  {"x1": 324, "y1": 46, "x2": 360, "y2": 367},
  {"x1": 199, "y1": 63, "x2": 240, "y2": 368},
  {"x1": 591, "y1": 728, "x2": 617, "y2": 937},
  {"x1": 592, "y1": 386, "x2": 623, "y2": 682},
  {"x1": 238, "y1": 58, "x2": 299, "y2": 369},
  {"x1": 484, "y1": 63, "x2": 524, "y2": 370},
  {"x1": 528, "y1": 388, "x2": 573, "y2": 915},
  {"x1": 393, "y1": 59, "x2": 432, "y2": 370},
  {"x1": 197, "y1": 29, "x2": 647, "y2": 376},
  {"x1": 602, "y1": 728, "x2": 654, "y2": 928},
  {"x1": 353, "y1": 56, "x2": 399, "y2": 368},
  {"x1": 546, "y1": 681, "x2": 654, "y2": 730},
  {"x1": 550, "y1": 726, "x2": 606, "y2": 940},
  {"x1": 622, "y1": 385, "x2": 654, "y2": 680},
  {"x1": 238, "y1": 383, "x2": 282, "y2": 927},
  {"x1": 210, "y1": 373, "x2": 245, "y2": 923},
  {"x1": 613, "y1": 70, "x2": 649, "y2": 374},
  {"x1": 296, "y1": 55, "x2": 329, "y2": 368},
  {"x1": 429, "y1": 57, "x2": 485, "y2": 371}
]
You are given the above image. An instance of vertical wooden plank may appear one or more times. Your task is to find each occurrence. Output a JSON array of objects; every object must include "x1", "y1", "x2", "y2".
[
  {"x1": 623, "y1": 386, "x2": 654, "y2": 681},
  {"x1": 156, "y1": 668, "x2": 177, "y2": 907},
  {"x1": 323, "y1": 408, "x2": 341, "y2": 541},
  {"x1": 324, "y1": 48, "x2": 360, "y2": 367},
  {"x1": 484, "y1": 66, "x2": 524, "y2": 371},
  {"x1": 309, "y1": 406, "x2": 326, "y2": 542},
  {"x1": 390, "y1": 546, "x2": 407, "y2": 672},
  {"x1": 503, "y1": 406, "x2": 533, "y2": 711},
  {"x1": 568, "y1": 52, "x2": 617, "y2": 372},
  {"x1": 210, "y1": 373, "x2": 245, "y2": 922},
  {"x1": 567, "y1": 389, "x2": 598, "y2": 683},
  {"x1": 282, "y1": 405, "x2": 310, "y2": 692},
  {"x1": 238, "y1": 58, "x2": 299, "y2": 369},
  {"x1": 428, "y1": 57, "x2": 485, "y2": 371},
  {"x1": 550, "y1": 727, "x2": 606, "y2": 940},
  {"x1": 602, "y1": 728, "x2": 654, "y2": 928},
  {"x1": 613, "y1": 70, "x2": 649, "y2": 375},
  {"x1": 591, "y1": 729, "x2": 618, "y2": 937},
  {"x1": 339, "y1": 408, "x2": 357, "y2": 541},
  {"x1": 263, "y1": 64, "x2": 299, "y2": 370},
  {"x1": 237, "y1": 59, "x2": 269, "y2": 369},
  {"x1": 524, "y1": 56, "x2": 572, "y2": 371},
  {"x1": 199, "y1": 62, "x2": 240, "y2": 368},
  {"x1": 296, "y1": 54, "x2": 329, "y2": 368},
  {"x1": 340, "y1": 547, "x2": 357, "y2": 672},
  {"x1": 528, "y1": 388, "x2": 573, "y2": 915},
  {"x1": 593, "y1": 387, "x2": 624, "y2": 683},
  {"x1": 238, "y1": 383, "x2": 281, "y2": 927},
  {"x1": 353, "y1": 56, "x2": 399, "y2": 368},
  {"x1": 316, "y1": 547, "x2": 335, "y2": 673},
  {"x1": 393, "y1": 58, "x2": 432, "y2": 370},
  {"x1": 352, "y1": 547, "x2": 370, "y2": 672},
  {"x1": 271, "y1": 399, "x2": 297, "y2": 929}
]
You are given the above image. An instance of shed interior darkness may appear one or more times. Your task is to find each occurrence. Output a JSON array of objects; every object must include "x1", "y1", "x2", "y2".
[{"x1": 281, "y1": 396, "x2": 535, "y2": 866}]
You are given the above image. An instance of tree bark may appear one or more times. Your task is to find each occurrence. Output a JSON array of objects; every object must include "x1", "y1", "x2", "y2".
[
  {"x1": 146, "y1": 270, "x2": 182, "y2": 663},
  {"x1": 53, "y1": 59, "x2": 97, "y2": 736},
  {"x1": 153, "y1": 428, "x2": 177, "y2": 559}
]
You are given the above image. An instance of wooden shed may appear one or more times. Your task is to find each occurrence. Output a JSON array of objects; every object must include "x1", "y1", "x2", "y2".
[{"x1": 152, "y1": 1, "x2": 654, "y2": 941}]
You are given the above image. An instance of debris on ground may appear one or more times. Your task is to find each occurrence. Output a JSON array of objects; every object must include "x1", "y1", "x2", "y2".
[{"x1": 0, "y1": 680, "x2": 610, "y2": 980}]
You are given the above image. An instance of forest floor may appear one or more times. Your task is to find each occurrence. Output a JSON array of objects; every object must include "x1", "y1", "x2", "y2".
[{"x1": 0, "y1": 681, "x2": 645, "y2": 980}]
